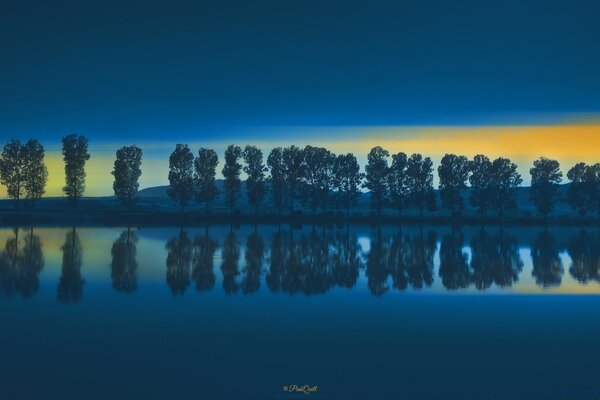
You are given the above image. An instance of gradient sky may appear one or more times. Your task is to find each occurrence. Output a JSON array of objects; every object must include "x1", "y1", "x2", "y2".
[{"x1": 1, "y1": 0, "x2": 600, "y2": 196}]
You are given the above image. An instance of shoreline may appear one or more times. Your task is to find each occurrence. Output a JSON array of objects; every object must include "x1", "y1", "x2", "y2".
[{"x1": 1, "y1": 209, "x2": 599, "y2": 227}]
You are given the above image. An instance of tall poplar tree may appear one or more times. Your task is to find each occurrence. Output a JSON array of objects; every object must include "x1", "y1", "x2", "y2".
[
  {"x1": 62, "y1": 134, "x2": 90, "y2": 210},
  {"x1": 112, "y1": 145, "x2": 142, "y2": 210}
]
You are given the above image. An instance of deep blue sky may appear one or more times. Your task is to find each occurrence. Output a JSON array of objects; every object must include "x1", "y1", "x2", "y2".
[{"x1": 2, "y1": 0, "x2": 600, "y2": 142}]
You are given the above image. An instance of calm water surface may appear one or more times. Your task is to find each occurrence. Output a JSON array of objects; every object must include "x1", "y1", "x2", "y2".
[{"x1": 1, "y1": 225, "x2": 600, "y2": 399}]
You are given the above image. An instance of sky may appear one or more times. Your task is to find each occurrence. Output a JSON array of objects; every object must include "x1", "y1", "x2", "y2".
[{"x1": 1, "y1": 0, "x2": 600, "y2": 196}]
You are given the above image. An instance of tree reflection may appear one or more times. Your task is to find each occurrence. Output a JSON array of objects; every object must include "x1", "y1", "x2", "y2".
[
  {"x1": 388, "y1": 230, "x2": 408, "y2": 291},
  {"x1": 110, "y1": 228, "x2": 138, "y2": 293},
  {"x1": 405, "y1": 230, "x2": 436, "y2": 290},
  {"x1": 192, "y1": 229, "x2": 218, "y2": 292},
  {"x1": 266, "y1": 229, "x2": 289, "y2": 293},
  {"x1": 330, "y1": 226, "x2": 361, "y2": 289},
  {"x1": 439, "y1": 231, "x2": 472, "y2": 290},
  {"x1": 0, "y1": 228, "x2": 44, "y2": 298},
  {"x1": 58, "y1": 227, "x2": 85, "y2": 303},
  {"x1": 366, "y1": 227, "x2": 390, "y2": 296},
  {"x1": 221, "y1": 231, "x2": 240, "y2": 294},
  {"x1": 165, "y1": 229, "x2": 192, "y2": 295},
  {"x1": 567, "y1": 230, "x2": 600, "y2": 284},
  {"x1": 241, "y1": 231, "x2": 264, "y2": 294},
  {"x1": 470, "y1": 229, "x2": 523, "y2": 290},
  {"x1": 530, "y1": 230, "x2": 563, "y2": 288}
]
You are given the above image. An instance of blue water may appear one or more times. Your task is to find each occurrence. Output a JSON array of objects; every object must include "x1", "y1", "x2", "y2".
[{"x1": 1, "y1": 225, "x2": 600, "y2": 399}]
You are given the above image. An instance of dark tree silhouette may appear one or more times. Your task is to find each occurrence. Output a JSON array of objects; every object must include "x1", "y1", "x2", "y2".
[
  {"x1": 110, "y1": 228, "x2": 138, "y2": 293},
  {"x1": 167, "y1": 144, "x2": 194, "y2": 211},
  {"x1": 489, "y1": 157, "x2": 522, "y2": 219},
  {"x1": 302, "y1": 146, "x2": 336, "y2": 214},
  {"x1": 241, "y1": 232, "x2": 264, "y2": 294},
  {"x1": 530, "y1": 157, "x2": 562, "y2": 220},
  {"x1": 221, "y1": 231, "x2": 240, "y2": 294},
  {"x1": 58, "y1": 228, "x2": 85, "y2": 303},
  {"x1": 222, "y1": 145, "x2": 242, "y2": 215},
  {"x1": 365, "y1": 227, "x2": 390, "y2": 295},
  {"x1": 567, "y1": 230, "x2": 600, "y2": 283},
  {"x1": 592, "y1": 163, "x2": 600, "y2": 218},
  {"x1": 332, "y1": 153, "x2": 362, "y2": 216},
  {"x1": 439, "y1": 231, "x2": 472, "y2": 290},
  {"x1": 192, "y1": 230, "x2": 218, "y2": 292},
  {"x1": 62, "y1": 134, "x2": 90, "y2": 210},
  {"x1": 194, "y1": 148, "x2": 220, "y2": 213},
  {"x1": 406, "y1": 153, "x2": 434, "y2": 217},
  {"x1": 112, "y1": 145, "x2": 142, "y2": 210},
  {"x1": 469, "y1": 154, "x2": 492, "y2": 218},
  {"x1": 282, "y1": 145, "x2": 305, "y2": 213},
  {"x1": 567, "y1": 163, "x2": 596, "y2": 221},
  {"x1": 23, "y1": 139, "x2": 48, "y2": 208},
  {"x1": 165, "y1": 229, "x2": 192, "y2": 295},
  {"x1": 388, "y1": 152, "x2": 409, "y2": 216},
  {"x1": 530, "y1": 230, "x2": 563, "y2": 288},
  {"x1": 438, "y1": 154, "x2": 470, "y2": 217},
  {"x1": 0, "y1": 139, "x2": 26, "y2": 209},
  {"x1": 243, "y1": 145, "x2": 267, "y2": 215},
  {"x1": 267, "y1": 147, "x2": 286, "y2": 216},
  {"x1": 364, "y1": 146, "x2": 389, "y2": 216}
]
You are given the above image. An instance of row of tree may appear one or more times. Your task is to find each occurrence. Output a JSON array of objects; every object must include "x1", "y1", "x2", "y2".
[{"x1": 1, "y1": 136, "x2": 600, "y2": 219}]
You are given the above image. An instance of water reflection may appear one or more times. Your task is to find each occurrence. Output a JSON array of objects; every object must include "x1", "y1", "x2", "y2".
[
  {"x1": 165, "y1": 229, "x2": 192, "y2": 295},
  {"x1": 110, "y1": 228, "x2": 138, "y2": 293},
  {"x1": 531, "y1": 230, "x2": 563, "y2": 288},
  {"x1": 0, "y1": 228, "x2": 44, "y2": 298},
  {"x1": 221, "y1": 231, "x2": 241, "y2": 294},
  {"x1": 192, "y1": 229, "x2": 218, "y2": 292},
  {"x1": 568, "y1": 230, "x2": 600, "y2": 284},
  {"x1": 439, "y1": 231, "x2": 472, "y2": 290},
  {"x1": 242, "y1": 231, "x2": 263, "y2": 294},
  {"x1": 58, "y1": 228, "x2": 85, "y2": 303},
  {"x1": 470, "y1": 230, "x2": 523, "y2": 290},
  {"x1": 1, "y1": 225, "x2": 600, "y2": 299}
]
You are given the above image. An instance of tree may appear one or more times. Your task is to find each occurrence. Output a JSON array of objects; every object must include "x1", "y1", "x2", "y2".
[
  {"x1": 62, "y1": 134, "x2": 90, "y2": 210},
  {"x1": 363, "y1": 146, "x2": 389, "y2": 216},
  {"x1": 23, "y1": 139, "x2": 48, "y2": 208},
  {"x1": 388, "y1": 152, "x2": 408, "y2": 216},
  {"x1": 242, "y1": 145, "x2": 267, "y2": 215},
  {"x1": 282, "y1": 145, "x2": 305, "y2": 213},
  {"x1": 302, "y1": 146, "x2": 336, "y2": 215},
  {"x1": 333, "y1": 153, "x2": 362, "y2": 216},
  {"x1": 0, "y1": 139, "x2": 25, "y2": 208},
  {"x1": 194, "y1": 148, "x2": 220, "y2": 212},
  {"x1": 530, "y1": 157, "x2": 562, "y2": 220},
  {"x1": 438, "y1": 154, "x2": 470, "y2": 217},
  {"x1": 468, "y1": 154, "x2": 492, "y2": 218},
  {"x1": 267, "y1": 147, "x2": 286, "y2": 215},
  {"x1": 222, "y1": 144, "x2": 242, "y2": 214},
  {"x1": 591, "y1": 163, "x2": 600, "y2": 218},
  {"x1": 489, "y1": 157, "x2": 522, "y2": 219},
  {"x1": 567, "y1": 162, "x2": 597, "y2": 221},
  {"x1": 111, "y1": 145, "x2": 142, "y2": 210},
  {"x1": 406, "y1": 153, "x2": 434, "y2": 217},
  {"x1": 167, "y1": 144, "x2": 194, "y2": 211}
]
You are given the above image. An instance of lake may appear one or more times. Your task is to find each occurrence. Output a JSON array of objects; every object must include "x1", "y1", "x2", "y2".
[{"x1": 1, "y1": 225, "x2": 600, "y2": 399}]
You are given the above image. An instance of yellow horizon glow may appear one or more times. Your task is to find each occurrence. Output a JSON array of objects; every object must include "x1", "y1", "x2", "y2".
[{"x1": 1, "y1": 123, "x2": 599, "y2": 198}]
